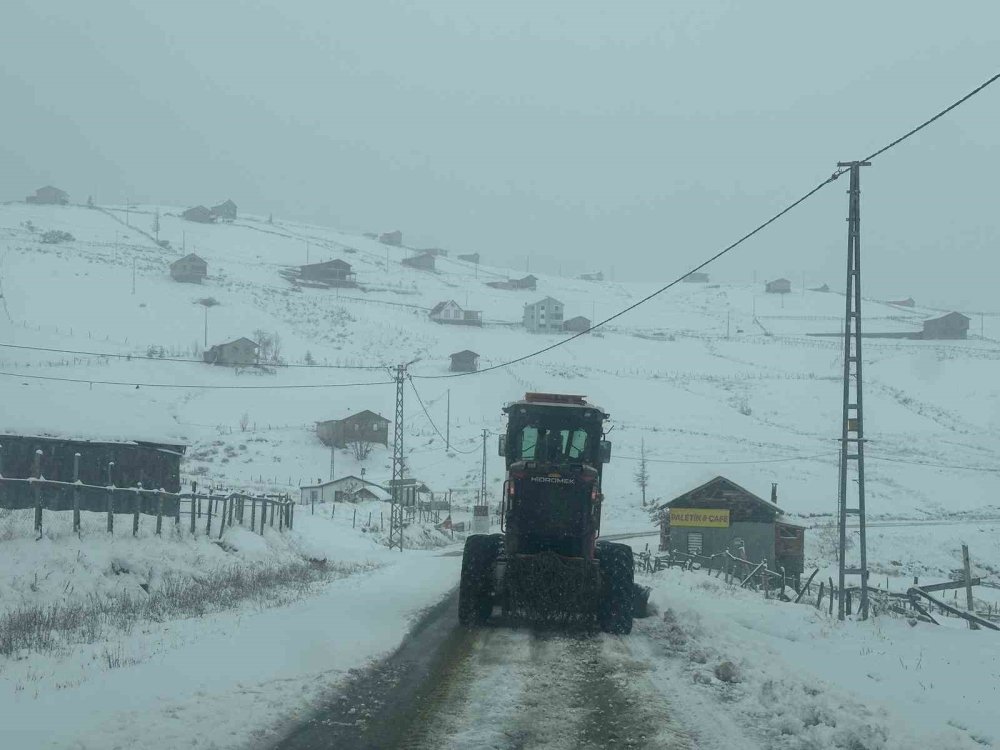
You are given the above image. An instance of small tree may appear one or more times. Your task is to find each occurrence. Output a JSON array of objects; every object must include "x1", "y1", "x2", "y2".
[
  {"x1": 303, "y1": 350, "x2": 315, "y2": 365},
  {"x1": 634, "y1": 438, "x2": 650, "y2": 506},
  {"x1": 239, "y1": 412, "x2": 251, "y2": 432},
  {"x1": 350, "y1": 440, "x2": 373, "y2": 461}
]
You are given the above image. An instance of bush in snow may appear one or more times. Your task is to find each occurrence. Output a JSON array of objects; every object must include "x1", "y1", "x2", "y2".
[
  {"x1": 40, "y1": 230, "x2": 74, "y2": 244},
  {"x1": 714, "y1": 660, "x2": 741, "y2": 683}
]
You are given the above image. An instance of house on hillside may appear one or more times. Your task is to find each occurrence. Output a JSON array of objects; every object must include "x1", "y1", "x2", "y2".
[
  {"x1": 203, "y1": 337, "x2": 258, "y2": 367},
  {"x1": 299, "y1": 475, "x2": 390, "y2": 504},
  {"x1": 429, "y1": 300, "x2": 482, "y2": 326},
  {"x1": 562, "y1": 316, "x2": 591, "y2": 333},
  {"x1": 920, "y1": 311, "x2": 970, "y2": 340},
  {"x1": 578, "y1": 271, "x2": 604, "y2": 282},
  {"x1": 0, "y1": 434, "x2": 186, "y2": 512},
  {"x1": 523, "y1": 296, "x2": 564, "y2": 333},
  {"x1": 379, "y1": 230, "x2": 403, "y2": 246},
  {"x1": 449, "y1": 350, "x2": 479, "y2": 372},
  {"x1": 809, "y1": 283, "x2": 830, "y2": 293},
  {"x1": 169, "y1": 253, "x2": 208, "y2": 283},
  {"x1": 457, "y1": 252, "x2": 480, "y2": 264},
  {"x1": 683, "y1": 272, "x2": 709, "y2": 283},
  {"x1": 765, "y1": 278, "x2": 791, "y2": 294},
  {"x1": 210, "y1": 199, "x2": 237, "y2": 222},
  {"x1": 25, "y1": 185, "x2": 69, "y2": 205},
  {"x1": 386, "y1": 477, "x2": 431, "y2": 506},
  {"x1": 182, "y1": 205, "x2": 215, "y2": 223},
  {"x1": 402, "y1": 252, "x2": 436, "y2": 271},
  {"x1": 656, "y1": 476, "x2": 805, "y2": 583},
  {"x1": 299, "y1": 259, "x2": 356, "y2": 287},
  {"x1": 887, "y1": 297, "x2": 915, "y2": 307},
  {"x1": 316, "y1": 410, "x2": 390, "y2": 449},
  {"x1": 487, "y1": 274, "x2": 537, "y2": 291}
]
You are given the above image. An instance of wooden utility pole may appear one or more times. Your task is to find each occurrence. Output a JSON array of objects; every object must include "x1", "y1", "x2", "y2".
[
  {"x1": 962, "y1": 544, "x2": 979, "y2": 630},
  {"x1": 446, "y1": 389, "x2": 451, "y2": 452}
]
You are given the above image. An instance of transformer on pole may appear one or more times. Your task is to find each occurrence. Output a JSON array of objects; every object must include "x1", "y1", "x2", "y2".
[{"x1": 836, "y1": 160, "x2": 871, "y2": 620}]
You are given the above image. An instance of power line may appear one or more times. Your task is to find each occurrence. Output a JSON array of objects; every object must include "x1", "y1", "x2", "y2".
[
  {"x1": 0, "y1": 370, "x2": 394, "y2": 390},
  {"x1": 407, "y1": 376, "x2": 479, "y2": 453},
  {"x1": 412, "y1": 71, "x2": 1000, "y2": 382},
  {"x1": 867, "y1": 454, "x2": 1000, "y2": 474},
  {"x1": 0, "y1": 342, "x2": 386, "y2": 370},
  {"x1": 615, "y1": 451, "x2": 835, "y2": 465}
]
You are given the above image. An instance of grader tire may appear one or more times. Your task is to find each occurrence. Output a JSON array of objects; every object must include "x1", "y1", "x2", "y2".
[
  {"x1": 458, "y1": 534, "x2": 501, "y2": 626},
  {"x1": 597, "y1": 541, "x2": 634, "y2": 634}
]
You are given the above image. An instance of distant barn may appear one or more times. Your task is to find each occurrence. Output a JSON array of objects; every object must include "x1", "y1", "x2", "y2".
[
  {"x1": 402, "y1": 252, "x2": 436, "y2": 271},
  {"x1": 887, "y1": 297, "x2": 915, "y2": 307},
  {"x1": 765, "y1": 278, "x2": 791, "y2": 294},
  {"x1": 457, "y1": 252, "x2": 480, "y2": 264},
  {"x1": 449, "y1": 350, "x2": 479, "y2": 372},
  {"x1": 26, "y1": 186, "x2": 69, "y2": 205},
  {"x1": 920, "y1": 312, "x2": 969, "y2": 340},
  {"x1": 379, "y1": 230, "x2": 403, "y2": 246},
  {"x1": 562, "y1": 316, "x2": 591, "y2": 333},
  {"x1": 203, "y1": 337, "x2": 258, "y2": 367},
  {"x1": 316, "y1": 411, "x2": 390, "y2": 448},
  {"x1": 170, "y1": 253, "x2": 207, "y2": 283},
  {"x1": 210, "y1": 199, "x2": 237, "y2": 222},
  {"x1": 487, "y1": 274, "x2": 537, "y2": 291},
  {"x1": 182, "y1": 205, "x2": 215, "y2": 224},
  {"x1": 299, "y1": 259, "x2": 356, "y2": 287},
  {"x1": 578, "y1": 271, "x2": 604, "y2": 282}
]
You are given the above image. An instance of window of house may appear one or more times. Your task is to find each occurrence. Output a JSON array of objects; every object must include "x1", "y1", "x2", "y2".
[
  {"x1": 687, "y1": 531, "x2": 703, "y2": 555},
  {"x1": 778, "y1": 526, "x2": 799, "y2": 539}
]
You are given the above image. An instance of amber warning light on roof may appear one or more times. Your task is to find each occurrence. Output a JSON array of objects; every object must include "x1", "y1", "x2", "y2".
[
  {"x1": 523, "y1": 392, "x2": 587, "y2": 405},
  {"x1": 669, "y1": 508, "x2": 731, "y2": 528}
]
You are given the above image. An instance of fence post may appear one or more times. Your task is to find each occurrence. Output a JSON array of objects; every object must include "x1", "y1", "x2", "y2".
[
  {"x1": 353, "y1": 508, "x2": 357, "y2": 528},
  {"x1": 962, "y1": 544, "x2": 979, "y2": 631},
  {"x1": 259, "y1": 498, "x2": 267, "y2": 534},
  {"x1": 133, "y1": 483, "x2": 141, "y2": 536},
  {"x1": 156, "y1": 489, "x2": 164, "y2": 535},
  {"x1": 816, "y1": 581, "x2": 825, "y2": 609},
  {"x1": 33, "y1": 449, "x2": 43, "y2": 535},
  {"x1": 190, "y1": 482, "x2": 198, "y2": 535},
  {"x1": 72, "y1": 452, "x2": 81, "y2": 534},
  {"x1": 288, "y1": 498, "x2": 294, "y2": 530},
  {"x1": 218, "y1": 496, "x2": 227, "y2": 539},
  {"x1": 828, "y1": 577, "x2": 835, "y2": 616},
  {"x1": 206, "y1": 493, "x2": 213, "y2": 536},
  {"x1": 107, "y1": 462, "x2": 115, "y2": 533},
  {"x1": 269, "y1": 499, "x2": 275, "y2": 527},
  {"x1": 763, "y1": 560, "x2": 770, "y2": 599},
  {"x1": 250, "y1": 497, "x2": 257, "y2": 531},
  {"x1": 279, "y1": 500, "x2": 284, "y2": 531}
]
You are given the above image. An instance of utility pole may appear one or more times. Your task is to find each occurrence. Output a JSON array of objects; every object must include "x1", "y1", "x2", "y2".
[
  {"x1": 131, "y1": 257, "x2": 136, "y2": 295},
  {"x1": 203, "y1": 305, "x2": 208, "y2": 346},
  {"x1": 329, "y1": 444, "x2": 335, "y2": 481},
  {"x1": 480, "y1": 429, "x2": 488, "y2": 508},
  {"x1": 836, "y1": 160, "x2": 871, "y2": 621},
  {"x1": 726, "y1": 310, "x2": 731, "y2": 339},
  {"x1": 306, "y1": 241, "x2": 310, "y2": 264},
  {"x1": 446, "y1": 389, "x2": 451, "y2": 452},
  {"x1": 388, "y1": 360, "x2": 418, "y2": 551}
]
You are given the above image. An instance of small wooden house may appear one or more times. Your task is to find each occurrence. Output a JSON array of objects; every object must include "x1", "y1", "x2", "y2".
[
  {"x1": 170, "y1": 253, "x2": 208, "y2": 283},
  {"x1": 26, "y1": 185, "x2": 69, "y2": 205},
  {"x1": 299, "y1": 475, "x2": 390, "y2": 504},
  {"x1": 316, "y1": 410, "x2": 390, "y2": 449},
  {"x1": 523, "y1": 297, "x2": 564, "y2": 333},
  {"x1": 299, "y1": 259, "x2": 356, "y2": 287},
  {"x1": 457, "y1": 252, "x2": 480, "y2": 264},
  {"x1": 765, "y1": 278, "x2": 791, "y2": 294},
  {"x1": 210, "y1": 199, "x2": 237, "y2": 222},
  {"x1": 511, "y1": 275, "x2": 537, "y2": 290},
  {"x1": 562, "y1": 316, "x2": 591, "y2": 333},
  {"x1": 379, "y1": 230, "x2": 403, "y2": 246},
  {"x1": 429, "y1": 300, "x2": 482, "y2": 326},
  {"x1": 920, "y1": 311, "x2": 970, "y2": 340},
  {"x1": 203, "y1": 337, "x2": 258, "y2": 367},
  {"x1": 657, "y1": 476, "x2": 805, "y2": 582},
  {"x1": 182, "y1": 205, "x2": 215, "y2": 224},
  {"x1": 683, "y1": 272, "x2": 709, "y2": 283},
  {"x1": 449, "y1": 350, "x2": 480, "y2": 372},
  {"x1": 887, "y1": 297, "x2": 915, "y2": 307},
  {"x1": 402, "y1": 252, "x2": 436, "y2": 271},
  {"x1": 578, "y1": 271, "x2": 604, "y2": 282}
]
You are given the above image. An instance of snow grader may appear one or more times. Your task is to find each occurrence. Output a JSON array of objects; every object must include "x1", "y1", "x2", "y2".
[{"x1": 458, "y1": 393, "x2": 636, "y2": 633}]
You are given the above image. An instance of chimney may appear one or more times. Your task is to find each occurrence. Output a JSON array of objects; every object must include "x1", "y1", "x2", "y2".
[{"x1": 771, "y1": 483, "x2": 778, "y2": 504}]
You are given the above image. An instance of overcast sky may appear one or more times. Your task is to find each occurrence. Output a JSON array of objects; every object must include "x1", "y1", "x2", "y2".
[{"x1": 3, "y1": 2, "x2": 998, "y2": 309}]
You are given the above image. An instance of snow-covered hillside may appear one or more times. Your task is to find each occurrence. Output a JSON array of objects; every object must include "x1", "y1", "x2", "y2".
[{"x1": 3, "y1": 200, "x2": 1000, "y2": 748}]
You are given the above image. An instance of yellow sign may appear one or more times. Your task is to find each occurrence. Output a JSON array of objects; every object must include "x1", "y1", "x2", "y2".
[{"x1": 669, "y1": 508, "x2": 730, "y2": 528}]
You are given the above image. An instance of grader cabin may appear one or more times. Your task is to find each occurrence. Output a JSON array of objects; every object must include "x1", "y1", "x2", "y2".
[{"x1": 657, "y1": 476, "x2": 805, "y2": 583}]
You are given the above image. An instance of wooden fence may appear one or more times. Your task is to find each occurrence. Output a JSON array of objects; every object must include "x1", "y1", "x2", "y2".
[
  {"x1": 635, "y1": 545, "x2": 1000, "y2": 628},
  {"x1": 0, "y1": 468, "x2": 293, "y2": 539}
]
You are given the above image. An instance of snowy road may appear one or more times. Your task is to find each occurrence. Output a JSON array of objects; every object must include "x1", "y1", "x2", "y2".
[{"x1": 274, "y1": 593, "x2": 694, "y2": 750}]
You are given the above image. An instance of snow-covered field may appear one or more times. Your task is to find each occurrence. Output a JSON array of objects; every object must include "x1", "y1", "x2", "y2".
[{"x1": 2, "y1": 201, "x2": 1000, "y2": 748}]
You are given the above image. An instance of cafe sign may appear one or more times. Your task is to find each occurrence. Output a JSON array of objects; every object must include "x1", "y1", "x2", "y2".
[{"x1": 669, "y1": 508, "x2": 730, "y2": 528}]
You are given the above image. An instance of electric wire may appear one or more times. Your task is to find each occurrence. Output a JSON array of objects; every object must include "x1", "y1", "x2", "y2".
[
  {"x1": 411, "y1": 70, "x2": 1000, "y2": 381},
  {"x1": 407, "y1": 375, "x2": 480, "y2": 454},
  {"x1": 0, "y1": 371, "x2": 394, "y2": 390},
  {"x1": 0, "y1": 342, "x2": 386, "y2": 369},
  {"x1": 614, "y1": 451, "x2": 836, "y2": 465}
]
